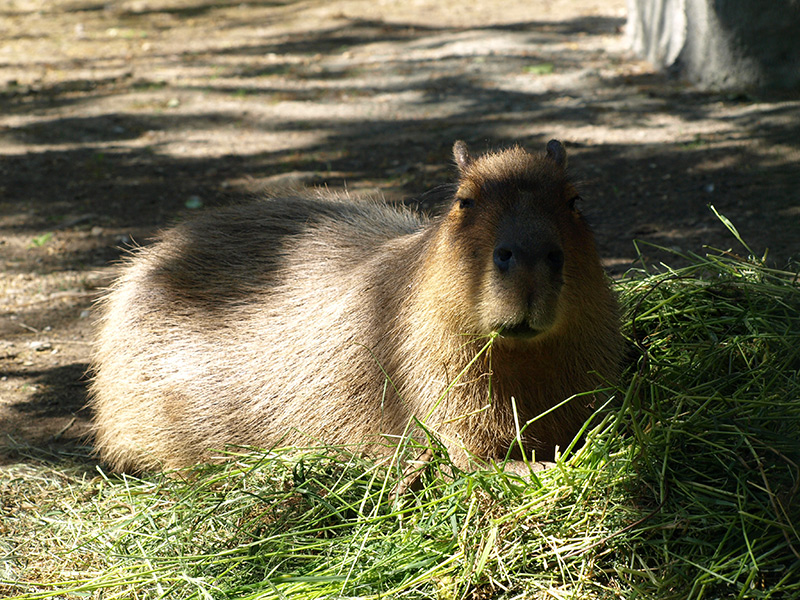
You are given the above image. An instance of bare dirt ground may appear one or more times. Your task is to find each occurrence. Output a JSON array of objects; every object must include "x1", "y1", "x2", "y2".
[{"x1": 1, "y1": 0, "x2": 798, "y2": 466}]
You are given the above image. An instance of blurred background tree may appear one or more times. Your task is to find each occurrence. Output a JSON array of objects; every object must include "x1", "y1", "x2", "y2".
[{"x1": 628, "y1": 0, "x2": 800, "y2": 90}]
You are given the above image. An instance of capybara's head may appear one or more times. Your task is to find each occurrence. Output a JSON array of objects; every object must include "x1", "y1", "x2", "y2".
[{"x1": 430, "y1": 140, "x2": 600, "y2": 341}]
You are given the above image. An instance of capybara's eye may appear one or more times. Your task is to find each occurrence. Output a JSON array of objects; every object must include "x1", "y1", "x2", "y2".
[
  {"x1": 458, "y1": 197, "x2": 475, "y2": 209},
  {"x1": 568, "y1": 195, "x2": 581, "y2": 211}
]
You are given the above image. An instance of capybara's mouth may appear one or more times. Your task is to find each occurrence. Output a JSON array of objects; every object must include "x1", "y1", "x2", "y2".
[{"x1": 496, "y1": 322, "x2": 543, "y2": 339}]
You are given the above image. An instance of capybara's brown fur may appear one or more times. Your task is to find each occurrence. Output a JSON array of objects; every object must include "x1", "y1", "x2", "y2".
[{"x1": 90, "y1": 140, "x2": 623, "y2": 472}]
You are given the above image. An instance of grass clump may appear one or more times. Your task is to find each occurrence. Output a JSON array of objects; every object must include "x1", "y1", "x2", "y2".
[
  {"x1": 2, "y1": 236, "x2": 798, "y2": 599},
  {"x1": 612, "y1": 244, "x2": 800, "y2": 599}
]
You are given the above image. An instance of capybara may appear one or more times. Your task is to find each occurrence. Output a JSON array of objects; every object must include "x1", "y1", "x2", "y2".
[{"x1": 90, "y1": 140, "x2": 623, "y2": 472}]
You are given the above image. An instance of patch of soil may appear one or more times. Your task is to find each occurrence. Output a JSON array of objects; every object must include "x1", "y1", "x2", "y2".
[{"x1": 1, "y1": 0, "x2": 798, "y2": 466}]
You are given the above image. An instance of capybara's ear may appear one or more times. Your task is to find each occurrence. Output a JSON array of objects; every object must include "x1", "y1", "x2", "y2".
[
  {"x1": 545, "y1": 139, "x2": 567, "y2": 169},
  {"x1": 453, "y1": 140, "x2": 471, "y2": 171}
]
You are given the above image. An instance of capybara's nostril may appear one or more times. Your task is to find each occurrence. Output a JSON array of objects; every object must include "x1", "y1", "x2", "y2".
[
  {"x1": 546, "y1": 247, "x2": 564, "y2": 274},
  {"x1": 494, "y1": 246, "x2": 514, "y2": 273}
]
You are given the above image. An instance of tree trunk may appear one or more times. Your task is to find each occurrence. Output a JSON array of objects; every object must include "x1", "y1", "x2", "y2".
[{"x1": 627, "y1": 0, "x2": 800, "y2": 91}]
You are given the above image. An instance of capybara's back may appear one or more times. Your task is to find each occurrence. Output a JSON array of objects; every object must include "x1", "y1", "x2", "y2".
[{"x1": 90, "y1": 140, "x2": 623, "y2": 472}]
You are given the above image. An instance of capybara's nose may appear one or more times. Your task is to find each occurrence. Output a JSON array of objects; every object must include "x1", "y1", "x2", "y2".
[{"x1": 493, "y1": 241, "x2": 564, "y2": 277}]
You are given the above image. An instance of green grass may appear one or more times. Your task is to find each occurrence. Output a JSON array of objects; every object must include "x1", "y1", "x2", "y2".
[
  {"x1": 2, "y1": 233, "x2": 798, "y2": 600},
  {"x1": 29, "y1": 232, "x2": 54, "y2": 248},
  {"x1": 523, "y1": 63, "x2": 555, "y2": 76}
]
